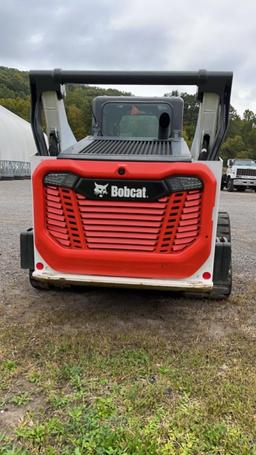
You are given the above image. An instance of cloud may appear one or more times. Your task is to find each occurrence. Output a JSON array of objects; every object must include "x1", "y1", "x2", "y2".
[{"x1": 0, "y1": 0, "x2": 256, "y2": 114}]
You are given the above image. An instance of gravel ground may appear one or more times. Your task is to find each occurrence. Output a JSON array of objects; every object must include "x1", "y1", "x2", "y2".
[{"x1": 0, "y1": 180, "x2": 255, "y2": 341}]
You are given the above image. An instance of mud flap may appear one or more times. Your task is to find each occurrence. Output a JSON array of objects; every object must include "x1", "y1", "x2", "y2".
[
  {"x1": 212, "y1": 212, "x2": 232, "y2": 298},
  {"x1": 213, "y1": 240, "x2": 231, "y2": 286},
  {"x1": 20, "y1": 228, "x2": 34, "y2": 270}
]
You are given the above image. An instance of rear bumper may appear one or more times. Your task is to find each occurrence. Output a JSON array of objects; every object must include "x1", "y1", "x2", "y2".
[
  {"x1": 21, "y1": 228, "x2": 214, "y2": 292},
  {"x1": 31, "y1": 269, "x2": 213, "y2": 292},
  {"x1": 233, "y1": 179, "x2": 256, "y2": 186}
]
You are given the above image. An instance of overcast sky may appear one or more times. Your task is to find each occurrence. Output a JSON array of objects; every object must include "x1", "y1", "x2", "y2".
[{"x1": 1, "y1": 0, "x2": 255, "y2": 115}]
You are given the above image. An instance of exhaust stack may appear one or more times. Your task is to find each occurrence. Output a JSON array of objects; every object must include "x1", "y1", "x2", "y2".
[{"x1": 158, "y1": 112, "x2": 170, "y2": 140}]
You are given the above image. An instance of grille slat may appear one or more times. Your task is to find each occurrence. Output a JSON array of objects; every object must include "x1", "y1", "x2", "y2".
[
  {"x1": 87, "y1": 243, "x2": 155, "y2": 251},
  {"x1": 85, "y1": 225, "x2": 160, "y2": 234},
  {"x1": 46, "y1": 194, "x2": 61, "y2": 203},
  {"x1": 180, "y1": 212, "x2": 200, "y2": 221},
  {"x1": 87, "y1": 237, "x2": 157, "y2": 246},
  {"x1": 48, "y1": 225, "x2": 69, "y2": 234},
  {"x1": 82, "y1": 219, "x2": 162, "y2": 227},
  {"x1": 86, "y1": 232, "x2": 158, "y2": 240},
  {"x1": 78, "y1": 200, "x2": 167, "y2": 209},
  {"x1": 47, "y1": 212, "x2": 66, "y2": 222},
  {"x1": 173, "y1": 238, "x2": 195, "y2": 246},
  {"x1": 79, "y1": 207, "x2": 165, "y2": 215},
  {"x1": 80, "y1": 213, "x2": 164, "y2": 221},
  {"x1": 175, "y1": 230, "x2": 198, "y2": 239},
  {"x1": 178, "y1": 225, "x2": 198, "y2": 233},
  {"x1": 46, "y1": 201, "x2": 62, "y2": 210},
  {"x1": 48, "y1": 219, "x2": 67, "y2": 228}
]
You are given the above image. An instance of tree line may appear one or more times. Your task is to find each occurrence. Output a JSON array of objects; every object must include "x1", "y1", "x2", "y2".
[{"x1": 1, "y1": 66, "x2": 256, "y2": 161}]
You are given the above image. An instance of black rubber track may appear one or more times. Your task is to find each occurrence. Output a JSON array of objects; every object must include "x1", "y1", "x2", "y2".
[
  {"x1": 216, "y1": 211, "x2": 231, "y2": 241},
  {"x1": 211, "y1": 211, "x2": 232, "y2": 299}
]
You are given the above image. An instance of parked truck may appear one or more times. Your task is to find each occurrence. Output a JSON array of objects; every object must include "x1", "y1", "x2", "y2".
[
  {"x1": 221, "y1": 158, "x2": 256, "y2": 191},
  {"x1": 20, "y1": 70, "x2": 233, "y2": 298}
]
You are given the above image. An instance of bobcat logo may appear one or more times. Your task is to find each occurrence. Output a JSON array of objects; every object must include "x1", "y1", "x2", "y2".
[{"x1": 94, "y1": 182, "x2": 109, "y2": 198}]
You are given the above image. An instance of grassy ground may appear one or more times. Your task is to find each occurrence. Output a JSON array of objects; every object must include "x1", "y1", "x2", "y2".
[{"x1": 1, "y1": 308, "x2": 256, "y2": 455}]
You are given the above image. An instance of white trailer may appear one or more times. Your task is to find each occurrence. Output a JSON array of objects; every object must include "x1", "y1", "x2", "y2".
[{"x1": 0, "y1": 105, "x2": 37, "y2": 179}]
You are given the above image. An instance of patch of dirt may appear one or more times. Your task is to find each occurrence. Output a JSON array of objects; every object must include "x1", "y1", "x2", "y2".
[{"x1": 0, "y1": 397, "x2": 43, "y2": 433}]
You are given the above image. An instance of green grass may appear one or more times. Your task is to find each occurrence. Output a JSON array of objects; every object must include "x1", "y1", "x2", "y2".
[{"x1": 0, "y1": 321, "x2": 256, "y2": 454}]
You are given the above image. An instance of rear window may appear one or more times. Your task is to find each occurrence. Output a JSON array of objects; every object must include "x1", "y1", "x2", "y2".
[{"x1": 102, "y1": 102, "x2": 172, "y2": 138}]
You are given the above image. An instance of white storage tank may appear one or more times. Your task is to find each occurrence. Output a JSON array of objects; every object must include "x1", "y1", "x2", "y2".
[{"x1": 0, "y1": 105, "x2": 37, "y2": 178}]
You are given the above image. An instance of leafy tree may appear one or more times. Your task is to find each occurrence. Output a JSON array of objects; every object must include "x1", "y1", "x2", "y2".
[
  {"x1": 221, "y1": 135, "x2": 246, "y2": 161},
  {"x1": 0, "y1": 96, "x2": 30, "y2": 121},
  {"x1": 66, "y1": 104, "x2": 87, "y2": 139},
  {"x1": 229, "y1": 105, "x2": 240, "y2": 121},
  {"x1": 243, "y1": 109, "x2": 255, "y2": 122},
  {"x1": 0, "y1": 66, "x2": 29, "y2": 98}
]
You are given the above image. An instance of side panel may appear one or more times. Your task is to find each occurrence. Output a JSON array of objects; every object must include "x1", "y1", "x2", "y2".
[
  {"x1": 191, "y1": 93, "x2": 220, "y2": 160},
  {"x1": 42, "y1": 92, "x2": 76, "y2": 151},
  {"x1": 31, "y1": 159, "x2": 219, "y2": 282}
]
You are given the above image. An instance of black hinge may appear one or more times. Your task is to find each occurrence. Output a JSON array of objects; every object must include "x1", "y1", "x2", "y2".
[{"x1": 49, "y1": 129, "x2": 60, "y2": 156}]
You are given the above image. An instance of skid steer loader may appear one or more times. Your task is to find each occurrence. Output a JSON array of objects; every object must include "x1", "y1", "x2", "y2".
[{"x1": 20, "y1": 70, "x2": 233, "y2": 298}]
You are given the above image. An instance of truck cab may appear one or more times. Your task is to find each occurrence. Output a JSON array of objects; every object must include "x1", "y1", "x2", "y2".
[{"x1": 222, "y1": 158, "x2": 256, "y2": 191}]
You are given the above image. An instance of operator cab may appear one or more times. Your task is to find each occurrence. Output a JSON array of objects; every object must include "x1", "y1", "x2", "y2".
[
  {"x1": 92, "y1": 96, "x2": 183, "y2": 140},
  {"x1": 60, "y1": 96, "x2": 191, "y2": 162}
]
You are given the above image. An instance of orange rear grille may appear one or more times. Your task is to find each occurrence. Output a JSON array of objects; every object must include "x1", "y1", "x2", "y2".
[{"x1": 44, "y1": 185, "x2": 202, "y2": 253}]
